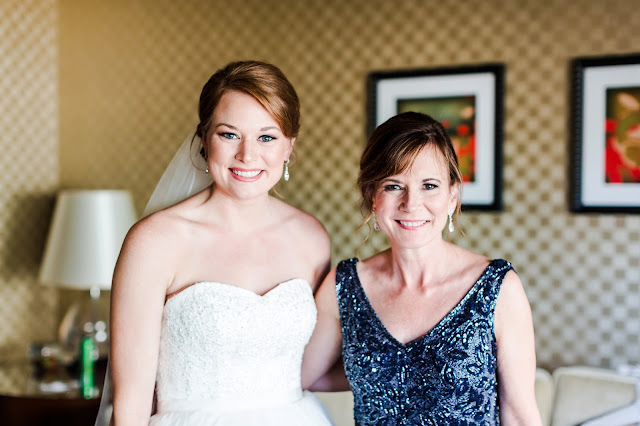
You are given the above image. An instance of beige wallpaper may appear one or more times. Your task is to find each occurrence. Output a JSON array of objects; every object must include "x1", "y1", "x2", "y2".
[
  {"x1": 2, "y1": 0, "x2": 640, "y2": 372},
  {"x1": 0, "y1": 0, "x2": 59, "y2": 358}
]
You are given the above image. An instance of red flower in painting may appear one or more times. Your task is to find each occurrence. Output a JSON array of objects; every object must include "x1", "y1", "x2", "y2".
[
  {"x1": 605, "y1": 119, "x2": 640, "y2": 183},
  {"x1": 605, "y1": 136, "x2": 623, "y2": 183},
  {"x1": 456, "y1": 135, "x2": 476, "y2": 182},
  {"x1": 457, "y1": 124, "x2": 470, "y2": 136}
]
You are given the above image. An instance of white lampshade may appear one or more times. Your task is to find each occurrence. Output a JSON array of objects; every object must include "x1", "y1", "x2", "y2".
[{"x1": 39, "y1": 189, "x2": 137, "y2": 290}]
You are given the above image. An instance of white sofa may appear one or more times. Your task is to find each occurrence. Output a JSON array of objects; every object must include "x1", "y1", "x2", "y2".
[{"x1": 315, "y1": 366, "x2": 640, "y2": 426}]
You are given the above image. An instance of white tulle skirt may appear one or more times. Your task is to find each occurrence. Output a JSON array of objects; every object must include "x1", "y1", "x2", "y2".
[{"x1": 149, "y1": 391, "x2": 334, "y2": 426}]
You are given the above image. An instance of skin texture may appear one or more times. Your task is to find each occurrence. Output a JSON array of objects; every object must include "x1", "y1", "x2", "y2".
[
  {"x1": 302, "y1": 147, "x2": 541, "y2": 425},
  {"x1": 110, "y1": 91, "x2": 331, "y2": 426}
]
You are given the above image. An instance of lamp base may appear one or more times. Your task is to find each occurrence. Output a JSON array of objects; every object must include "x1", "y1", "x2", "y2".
[{"x1": 58, "y1": 293, "x2": 109, "y2": 360}]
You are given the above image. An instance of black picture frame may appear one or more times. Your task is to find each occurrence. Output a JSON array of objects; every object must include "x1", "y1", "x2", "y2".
[
  {"x1": 570, "y1": 53, "x2": 640, "y2": 213},
  {"x1": 367, "y1": 64, "x2": 504, "y2": 211}
]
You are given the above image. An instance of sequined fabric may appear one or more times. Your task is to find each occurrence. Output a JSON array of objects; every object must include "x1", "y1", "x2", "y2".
[{"x1": 336, "y1": 258, "x2": 512, "y2": 425}]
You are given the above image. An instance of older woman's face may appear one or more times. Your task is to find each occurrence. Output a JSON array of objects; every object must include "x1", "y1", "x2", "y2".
[{"x1": 372, "y1": 146, "x2": 458, "y2": 250}]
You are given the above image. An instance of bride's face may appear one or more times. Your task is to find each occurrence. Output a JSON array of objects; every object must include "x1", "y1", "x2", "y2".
[{"x1": 204, "y1": 90, "x2": 295, "y2": 200}]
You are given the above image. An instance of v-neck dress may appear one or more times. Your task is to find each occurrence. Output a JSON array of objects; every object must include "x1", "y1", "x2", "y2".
[{"x1": 336, "y1": 258, "x2": 513, "y2": 425}]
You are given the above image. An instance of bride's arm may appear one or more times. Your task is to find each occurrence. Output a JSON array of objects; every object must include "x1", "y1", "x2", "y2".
[
  {"x1": 110, "y1": 215, "x2": 174, "y2": 426},
  {"x1": 301, "y1": 268, "x2": 348, "y2": 391}
]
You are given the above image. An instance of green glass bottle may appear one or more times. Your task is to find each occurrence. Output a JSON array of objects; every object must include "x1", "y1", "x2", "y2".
[{"x1": 79, "y1": 334, "x2": 96, "y2": 399}]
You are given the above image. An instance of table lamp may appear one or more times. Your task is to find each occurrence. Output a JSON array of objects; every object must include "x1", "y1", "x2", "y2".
[{"x1": 39, "y1": 189, "x2": 137, "y2": 359}]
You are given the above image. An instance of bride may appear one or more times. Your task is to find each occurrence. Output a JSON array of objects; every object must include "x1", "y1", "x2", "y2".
[{"x1": 98, "y1": 60, "x2": 333, "y2": 425}]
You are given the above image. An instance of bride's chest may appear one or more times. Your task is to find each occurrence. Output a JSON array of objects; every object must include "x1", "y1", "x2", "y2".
[
  {"x1": 161, "y1": 280, "x2": 317, "y2": 356},
  {"x1": 179, "y1": 235, "x2": 311, "y2": 293}
]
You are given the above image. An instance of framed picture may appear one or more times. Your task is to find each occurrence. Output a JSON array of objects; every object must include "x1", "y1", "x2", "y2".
[
  {"x1": 367, "y1": 64, "x2": 504, "y2": 211},
  {"x1": 571, "y1": 53, "x2": 640, "y2": 213}
]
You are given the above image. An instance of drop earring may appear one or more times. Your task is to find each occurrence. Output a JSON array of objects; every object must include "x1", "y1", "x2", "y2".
[
  {"x1": 448, "y1": 210, "x2": 454, "y2": 233},
  {"x1": 373, "y1": 212, "x2": 380, "y2": 231},
  {"x1": 283, "y1": 159, "x2": 290, "y2": 181}
]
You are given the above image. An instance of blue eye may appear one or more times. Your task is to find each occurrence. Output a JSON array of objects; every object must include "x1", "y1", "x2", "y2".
[
  {"x1": 259, "y1": 135, "x2": 275, "y2": 142},
  {"x1": 424, "y1": 183, "x2": 438, "y2": 190},
  {"x1": 383, "y1": 184, "x2": 402, "y2": 192},
  {"x1": 219, "y1": 132, "x2": 238, "y2": 140}
]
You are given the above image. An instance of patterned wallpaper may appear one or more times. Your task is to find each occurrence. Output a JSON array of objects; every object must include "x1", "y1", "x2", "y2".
[
  {"x1": 1, "y1": 0, "x2": 640, "y2": 372},
  {"x1": 0, "y1": 0, "x2": 59, "y2": 359}
]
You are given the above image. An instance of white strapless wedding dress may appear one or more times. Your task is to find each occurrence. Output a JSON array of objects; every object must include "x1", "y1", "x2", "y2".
[{"x1": 149, "y1": 278, "x2": 333, "y2": 425}]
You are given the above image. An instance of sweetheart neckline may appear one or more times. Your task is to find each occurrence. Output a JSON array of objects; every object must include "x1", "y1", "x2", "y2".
[{"x1": 165, "y1": 278, "x2": 311, "y2": 306}]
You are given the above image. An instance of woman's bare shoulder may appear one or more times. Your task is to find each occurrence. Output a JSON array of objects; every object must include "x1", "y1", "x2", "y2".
[
  {"x1": 273, "y1": 199, "x2": 331, "y2": 286},
  {"x1": 121, "y1": 204, "x2": 198, "y2": 267},
  {"x1": 276, "y1": 200, "x2": 330, "y2": 246},
  {"x1": 358, "y1": 250, "x2": 391, "y2": 277},
  {"x1": 446, "y1": 245, "x2": 491, "y2": 275}
]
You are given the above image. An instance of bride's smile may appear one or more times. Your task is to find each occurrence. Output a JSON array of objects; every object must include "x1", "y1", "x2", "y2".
[{"x1": 230, "y1": 168, "x2": 263, "y2": 180}]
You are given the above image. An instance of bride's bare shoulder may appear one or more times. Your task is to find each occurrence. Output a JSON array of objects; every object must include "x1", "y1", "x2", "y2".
[
  {"x1": 277, "y1": 200, "x2": 329, "y2": 250},
  {"x1": 124, "y1": 203, "x2": 194, "y2": 251}
]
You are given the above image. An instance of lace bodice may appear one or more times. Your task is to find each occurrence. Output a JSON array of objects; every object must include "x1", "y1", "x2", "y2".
[
  {"x1": 155, "y1": 278, "x2": 317, "y2": 408},
  {"x1": 336, "y1": 258, "x2": 512, "y2": 425}
]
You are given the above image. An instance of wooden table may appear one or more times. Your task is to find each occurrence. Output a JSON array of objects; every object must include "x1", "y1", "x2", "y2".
[{"x1": 0, "y1": 359, "x2": 105, "y2": 426}]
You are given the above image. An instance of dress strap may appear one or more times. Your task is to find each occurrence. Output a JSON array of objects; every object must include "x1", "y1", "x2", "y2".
[
  {"x1": 335, "y1": 258, "x2": 358, "y2": 295},
  {"x1": 481, "y1": 259, "x2": 514, "y2": 316}
]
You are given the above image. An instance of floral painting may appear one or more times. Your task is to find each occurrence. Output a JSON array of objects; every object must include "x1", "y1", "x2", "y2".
[
  {"x1": 605, "y1": 87, "x2": 640, "y2": 183},
  {"x1": 397, "y1": 96, "x2": 476, "y2": 183},
  {"x1": 571, "y1": 53, "x2": 640, "y2": 213},
  {"x1": 368, "y1": 64, "x2": 504, "y2": 210}
]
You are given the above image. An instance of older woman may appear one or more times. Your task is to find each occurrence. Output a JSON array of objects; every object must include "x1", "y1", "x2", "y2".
[{"x1": 303, "y1": 112, "x2": 541, "y2": 425}]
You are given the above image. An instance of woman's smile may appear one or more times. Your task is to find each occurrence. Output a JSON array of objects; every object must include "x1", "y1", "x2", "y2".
[
  {"x1": 396, "y1": 219, "x2": 428, "y2": 229},
  {"x1": 230, "y1": 168, "x2": 263, "y2": 181}
]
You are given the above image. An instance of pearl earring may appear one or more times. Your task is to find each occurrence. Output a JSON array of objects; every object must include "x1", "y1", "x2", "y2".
[
  {"x1": 448, "y1": 210, "x2": 454, "y2": 233},
  {"x1": 373, "y1": 212, "x2": 379, "y2": 231},
  {"x1": 283, "y1": 159, "x2": 290, "y2": 181}
]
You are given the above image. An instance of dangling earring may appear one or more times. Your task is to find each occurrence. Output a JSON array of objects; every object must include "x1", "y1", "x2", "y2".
[
  {"x1": 283, "y1": 159, "x2": 290, "y2": 181},
  {"x1": 448, "y1": 210, "x2": 455, "y2": 233},
  {"x1": 373, "y1": 212, "x2": 380, "y2": 231},
  {"x1": 205, "y1": 165, "x2": 209, "y2": 174}
]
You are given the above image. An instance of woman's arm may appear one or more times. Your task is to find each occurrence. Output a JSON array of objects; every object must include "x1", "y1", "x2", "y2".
[
  {"x1": 301, "y1": 268, "x2": 348, "y2": 391},
  {"x1": 495, "y1": 270, "x2": 542, "y2": 426},
  {"x1": 110, "y1": 217, "x2": 174, "y2": 426}
]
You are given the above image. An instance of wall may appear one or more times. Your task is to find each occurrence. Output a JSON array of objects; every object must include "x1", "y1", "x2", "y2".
[
  {"x1": 0, "y1": 0, "x2": 59, "y2": 358},
  {"x1": 1, "y1": 0, "x2": 639, "y2": 371}
]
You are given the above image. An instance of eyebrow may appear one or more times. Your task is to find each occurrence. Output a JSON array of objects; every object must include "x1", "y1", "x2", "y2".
[
  {"x1": 382, "y1": 177, "x2": 443, "y2": 183},
  {"x1": 215, "y1": 123, "x2": 236, "y2": 130},
  {"x1": 214, "y1": 123, "x2": 280, "y2": 132}
]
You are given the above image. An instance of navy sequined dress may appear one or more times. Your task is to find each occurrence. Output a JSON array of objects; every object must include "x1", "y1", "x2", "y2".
[{"x1": 336, "y1": 258, "x2": 513, "y2": 425}]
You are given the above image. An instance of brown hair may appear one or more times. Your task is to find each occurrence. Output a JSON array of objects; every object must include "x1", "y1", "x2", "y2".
[
  {"x1": 196, "y1": 60, "x2": 300, "y2": 143},
  {"x1": 357, "y1": 112, "x2": 463, "y2": 226}
]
